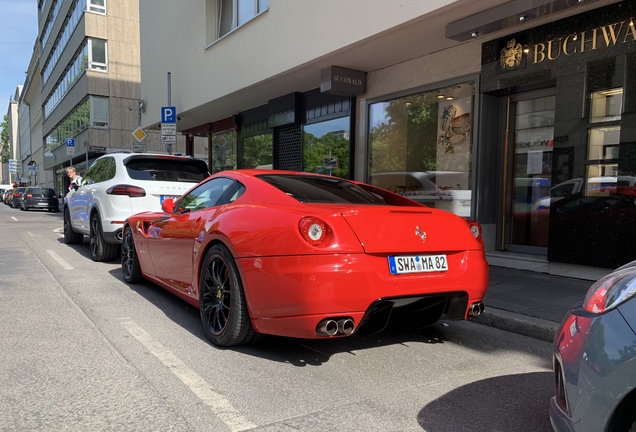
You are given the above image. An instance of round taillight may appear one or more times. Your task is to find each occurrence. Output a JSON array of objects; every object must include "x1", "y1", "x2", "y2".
[
  {"x1": 299, "y1": 217, "x2": 329, "y2": 246},
  {"x1": 467, "y1": 221, "x2": 482, "y2": 241}
]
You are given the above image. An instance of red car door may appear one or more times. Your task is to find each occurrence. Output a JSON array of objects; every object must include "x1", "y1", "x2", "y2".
[{"x1": 146, "y1": 209, "x2": 211, "y2": 295}]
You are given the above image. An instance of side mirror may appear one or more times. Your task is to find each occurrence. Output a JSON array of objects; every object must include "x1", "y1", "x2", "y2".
[{"x1": 161, "y1": 198, "x2": 175, "y2": 214}]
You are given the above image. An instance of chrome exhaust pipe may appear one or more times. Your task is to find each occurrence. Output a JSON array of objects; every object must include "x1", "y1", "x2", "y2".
[
  {"x1": 337, "y1": 318, "x2": 355, "y2": 335},
  {"x1": 316, "y1": 319, "x2": 338, "y2": 336},
  {"x1": 468, "y1": 302, "x2": 485, "y2": 317}
]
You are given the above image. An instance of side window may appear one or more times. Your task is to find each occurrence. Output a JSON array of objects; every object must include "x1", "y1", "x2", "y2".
[
  {"x1": 83, "y1": 157, "x2": 116, "y2": 184},
  {"x1": 177, "y1": 177, "x2": 235, "y2": 212},
  {"x1": 83, "y1": 159, "x2": 104, "y2": 184}
]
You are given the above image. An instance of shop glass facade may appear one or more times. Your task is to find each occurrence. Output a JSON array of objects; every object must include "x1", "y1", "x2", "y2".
[
  {"x1": 302, "y1": 117, "x2": 350, "y2": 178},
  {"x1": 210, "y1": 130, "x2": 237, "y2": 173},
  {"x1": 367, "y1": 82, "x2": 475, "y2": 217},
  {"x1": 241, "y1": 132, "x2": 272, "y2": 169},
  {"x1": 480, "y1": 0, "x2": 636, "y2": 268}
]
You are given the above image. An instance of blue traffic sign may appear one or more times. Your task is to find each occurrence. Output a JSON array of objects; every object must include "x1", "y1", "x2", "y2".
[
  {"x1": 66, "y1": 138, "x2": 75, "y2": 147},
  {"x1": 161, "y1": 106, "x2": 177, "y2": 123}
]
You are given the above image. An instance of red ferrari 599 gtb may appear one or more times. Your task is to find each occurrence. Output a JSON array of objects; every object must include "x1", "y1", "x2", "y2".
[{"x1": 121, "y1": 170, "x2": 489, "y2": 346}]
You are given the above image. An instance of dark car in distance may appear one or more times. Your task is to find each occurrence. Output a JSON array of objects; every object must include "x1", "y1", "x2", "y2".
[
  {"x1": 10, "y1": 187, "x2": 27, "y2": 208},
  {"x1": 20, "y1": 187, "x2": 60, "y2": 212}
]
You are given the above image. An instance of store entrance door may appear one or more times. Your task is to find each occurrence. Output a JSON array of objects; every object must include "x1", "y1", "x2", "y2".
[{"x1": 501, "y1": 89, "x2": 556, "y2": 255}]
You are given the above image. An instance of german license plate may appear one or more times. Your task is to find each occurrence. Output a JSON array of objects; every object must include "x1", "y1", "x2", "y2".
[
  {"x1": 160, "y1": 195, "x2": 179, "y2": 204},
  {"x1": 388, "y1": 254, "x2": 448, "y2": 274}
]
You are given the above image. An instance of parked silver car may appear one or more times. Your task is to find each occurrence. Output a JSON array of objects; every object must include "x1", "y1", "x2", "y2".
[{"x1": 550, "y1": 260, "x2": 636, "y2": 432}]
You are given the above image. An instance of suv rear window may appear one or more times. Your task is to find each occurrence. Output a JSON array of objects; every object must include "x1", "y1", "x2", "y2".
[
  {"x1": 257, "y1": 174, "x2": 386, "y2": 204},
  {"x1": 125, "y1": 158, "x2": 209, "y2": 183}
]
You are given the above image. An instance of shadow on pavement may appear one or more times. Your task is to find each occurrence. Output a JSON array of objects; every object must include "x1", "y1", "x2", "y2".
[{"x1": 417, "y1": 371, "x2": 553, "y2": 432}]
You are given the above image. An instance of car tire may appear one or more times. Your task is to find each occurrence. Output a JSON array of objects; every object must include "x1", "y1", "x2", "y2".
[
  {"x1": 63, "y1": 209, "x2": 83, "y2": 244},
  {"x1": 199, "y1": 244, "x2": 260, "y2": 347},
  {"x1": 121, "y1": 226, "x2": 143, "y2": 283},
  {"x1": 89, "y1": 213, "x2": 119, "y2": 262}
]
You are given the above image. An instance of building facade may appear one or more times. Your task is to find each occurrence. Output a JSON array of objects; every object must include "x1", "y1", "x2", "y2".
[
  {"x1": 138, "y1": 0, "x2": 631, "y2": 276},
  {"x1": 34, "y1": 0, "x2": 206, "y2": 195},
  {"x1": 4, "y1": 86, "x2": 22, "y2": 186}
]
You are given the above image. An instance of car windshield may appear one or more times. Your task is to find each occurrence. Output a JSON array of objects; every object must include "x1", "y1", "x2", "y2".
[
  {"x1": 125, "y1": 158, "x2": 209, "y2": 182},
  {"x1": 257, "y1": 174, "x2": 387, "y2": 204}
]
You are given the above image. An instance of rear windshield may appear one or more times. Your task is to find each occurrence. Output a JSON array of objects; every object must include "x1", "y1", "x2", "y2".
[
  {"x1": 257, "y1": 174, "x2": 386, "y2": 204},
  {"x1": 125, "y1": 158, "x2": 209, "y2": 183},
  {"x1": 28, "y1": 188, "x2": 54, "y2": 196}
]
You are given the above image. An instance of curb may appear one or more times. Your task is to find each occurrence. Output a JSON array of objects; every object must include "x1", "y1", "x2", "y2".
[{"x1": 470, "y1": 307, "x2": 559, "y2": 343}]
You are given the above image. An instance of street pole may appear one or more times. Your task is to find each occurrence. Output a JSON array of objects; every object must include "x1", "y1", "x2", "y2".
[{"x1": 167, "y1": 72, "x2": 172, "y2": 155}]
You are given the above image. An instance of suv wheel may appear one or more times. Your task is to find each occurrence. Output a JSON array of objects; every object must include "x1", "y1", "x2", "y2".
[
  {"x1": 89, "y1": 213, "x2": 119, "y2": 262},
  {"x1": 63, "y1": 209, "x2": 84, "y2": 244}
]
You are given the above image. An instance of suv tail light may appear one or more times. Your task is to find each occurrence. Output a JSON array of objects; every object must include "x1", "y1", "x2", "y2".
[
  {"x1": 106, "y1": 185, "x2": 146, "y2": 197},
  {"x1": 27, "y1": 194, "x2": 33, "y2": 198}
]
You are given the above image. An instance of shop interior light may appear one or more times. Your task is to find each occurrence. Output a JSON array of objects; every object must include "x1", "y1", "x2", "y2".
[
  {"x1": 437, "y1": 95, "x2": 445, "y2": 99},
  {"x1": 446, "y1": 97, "x2": 454, "y2": 100}
]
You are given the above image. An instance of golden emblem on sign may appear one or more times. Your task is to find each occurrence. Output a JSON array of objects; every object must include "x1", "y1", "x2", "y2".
[{"x1": 500, "y1": 38, "x2": 523, "y2": 69}]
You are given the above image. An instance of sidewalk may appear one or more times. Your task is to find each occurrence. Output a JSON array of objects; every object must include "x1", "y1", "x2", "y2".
[{"x1": 471, "y1": 265, "x2": 604, "y2": 343}]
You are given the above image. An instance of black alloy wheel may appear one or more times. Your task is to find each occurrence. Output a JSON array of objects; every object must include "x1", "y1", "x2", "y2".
[
  {"x1": 89, "y1": 213, "x2": 119, "y2": 262},
  {"x1": 199, "y1": 244, "x2": 259, "y2": 347},
  {"x1": 63, "y1": 209, "x2": 83, "y2": 244},
  {"x1": 121, "y1": 226, "x2": 142, "y2": 283}
]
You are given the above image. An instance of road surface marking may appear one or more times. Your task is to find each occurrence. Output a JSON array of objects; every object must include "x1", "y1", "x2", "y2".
[
  {"x1": 46, "y1": 250, "x2": 74, "y2": 270},
  {"x1": 27, "y1": 231, "x2": 35, "y2": 237},
  {"x1": 11, "y1": 217, "x2": 18, "y2": 221},
  {"x1": 120, "y1": 319, "x2": 255, "y2": 432}
]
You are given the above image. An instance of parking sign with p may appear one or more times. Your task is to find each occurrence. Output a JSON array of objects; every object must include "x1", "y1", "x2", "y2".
[{"x1": 161, "y1": 106, "x2": 177, "y2": 124}]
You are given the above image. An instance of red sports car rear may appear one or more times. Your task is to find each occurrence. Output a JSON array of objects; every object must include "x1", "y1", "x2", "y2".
[{"x1": 122, "y1": 170, "x2": 488, "y2": 346}]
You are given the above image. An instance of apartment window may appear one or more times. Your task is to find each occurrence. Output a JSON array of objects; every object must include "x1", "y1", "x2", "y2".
[
  {"x1": 89, "y1": 39, "x2": 108, "y2": 71},
  {"x1": 217, "y1": 0, "x2": 268, "y2": 38},
  {"x1": 88, "y1": 0, "x2": 106, "y2": 14},
  {"x1": 90, "y1": 96, "x2": 109, "y2": 128}
]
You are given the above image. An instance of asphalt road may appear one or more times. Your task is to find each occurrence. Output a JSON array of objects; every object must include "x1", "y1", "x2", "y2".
[{"x1": 0, "y1": 203, "x2": 555, "y2": 432}]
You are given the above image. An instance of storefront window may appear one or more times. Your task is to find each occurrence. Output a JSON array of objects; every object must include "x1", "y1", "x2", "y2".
[
  {"x1": 302, "y1": 117, "x2": 350, "y2": 178},
  {"x1": 586, "y1": 88, "x2": 622, "y2": 196},
  {"x1": 242, "y1": 132, "x2": 272, "y2": 169},
  {"x1": 368, "y1": 82, "x2": 474, "y2": 216},
  {"x1": 210, "y1": 130, "x2": 237, "y2": 173}
]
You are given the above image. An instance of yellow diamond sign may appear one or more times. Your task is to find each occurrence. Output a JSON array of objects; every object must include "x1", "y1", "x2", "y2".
[{"x1": 132, "y1": 127, "x2": 148, "y2": 143}]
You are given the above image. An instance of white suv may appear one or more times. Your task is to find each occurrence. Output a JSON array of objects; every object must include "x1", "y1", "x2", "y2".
[{"x1": 63, "y1": 153, "x2": 209, "y2": 261}]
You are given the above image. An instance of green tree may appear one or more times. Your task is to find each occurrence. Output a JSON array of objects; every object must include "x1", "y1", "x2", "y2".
[
  {"x1": 0, "y1": 114, "x2": 10, "y2": 163},
  {"x1": 303, "y1": 132, "x2": 350, "y2": 178},
  {"x1": 242, "y1": 133, "x2": 273, "y2": 168}
]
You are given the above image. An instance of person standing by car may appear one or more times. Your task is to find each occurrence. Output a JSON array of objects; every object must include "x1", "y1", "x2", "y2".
[{"x1": 66, "y1": 167, "x2": 82, "y2": 191}]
